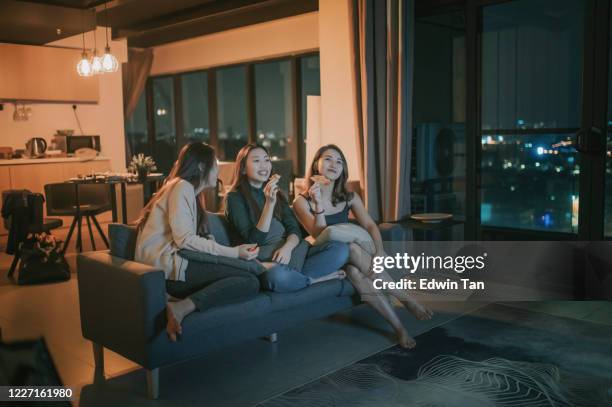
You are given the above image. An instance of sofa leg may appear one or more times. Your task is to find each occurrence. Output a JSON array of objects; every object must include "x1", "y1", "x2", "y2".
[
  {"x1": 146, "y1": 368, "x2": 159, "y2": 399},
  {"x1": 92, "y1": 342, "x2": 105, "y2": 382},
  {"x1": 267, "y1": 333, "x2": 278, "y2": 343}
]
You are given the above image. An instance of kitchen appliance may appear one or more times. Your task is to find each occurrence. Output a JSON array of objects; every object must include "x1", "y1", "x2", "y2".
[
  {"x1": 66, "y1": 135, "x2": 100, "y2": 155},
  {"x1": 25, "y1": 137, "x2": 47, "y2": 158}
]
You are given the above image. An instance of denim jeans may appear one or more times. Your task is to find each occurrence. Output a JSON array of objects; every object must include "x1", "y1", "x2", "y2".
[
  {"x1": 260, "y1": 240, "x2": 349, "y2": 293},
  {"x1": 166, "y1": 261, "x2": 260, "y2": 311}
]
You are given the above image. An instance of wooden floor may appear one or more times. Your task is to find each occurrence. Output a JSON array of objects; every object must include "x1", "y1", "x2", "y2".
[{"x1": 0, "y1": 220, "x2": 140, "y2": 406}]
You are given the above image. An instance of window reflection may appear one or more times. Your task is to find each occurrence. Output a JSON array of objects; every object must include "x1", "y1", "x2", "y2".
[
  {"x1": 479, "y1": 0, "x2": 583, "y2": 234},
  {"x1": 254, "y1": 61, "x2": 293, "y2": 160},
  {"x1": 125, "y1": 92, "x2": 150, "y2": 157},
  {"x1": 153, "y1": 77, "x2": 176, "y2": 175},
  {"x1": 480, "y1": 134, "x2": 579, "y2": 233},
  {"x1": 182, "y1": 72, "x2": 210, "y2": 144},
  {"x1": 217, "y1": 66, "x2": 248, "y2": 160},
  {"x1": 412, "y1": 11, "x2": 466, "y2": 240}
]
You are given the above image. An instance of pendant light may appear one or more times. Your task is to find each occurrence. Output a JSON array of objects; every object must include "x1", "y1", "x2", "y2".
[
  {"x1": 101, "y1": 1, "x2": 119, "y2": 73},
  {"x1": 76, "y1": 13, "x2": 92, "y2": 77},
  {"x1": 89, "y1": 28, "x2": 103, "y2": 75}
]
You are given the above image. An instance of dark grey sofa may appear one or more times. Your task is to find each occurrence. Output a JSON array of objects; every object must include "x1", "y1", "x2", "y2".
[{"x1": 76, "y1": 213, "x2": 406, "y2": 399}]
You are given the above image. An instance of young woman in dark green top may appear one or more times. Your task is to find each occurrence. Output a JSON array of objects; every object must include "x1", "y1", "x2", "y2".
[{"x1": 225, "y1": 144, "x2": 349, "y2": 292}]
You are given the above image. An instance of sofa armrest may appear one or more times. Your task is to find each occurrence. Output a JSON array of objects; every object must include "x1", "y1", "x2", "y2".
[
  {"x1": 77, "y1": 251, "x2": 166, "y2": 365},
  {"x1": 378, "y1": 222, "x2": 409, "y2": 241}
]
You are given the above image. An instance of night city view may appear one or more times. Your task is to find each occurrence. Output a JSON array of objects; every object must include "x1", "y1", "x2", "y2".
[{"x1": 480, "y1": 131, "x2": 579, "y2": 233}]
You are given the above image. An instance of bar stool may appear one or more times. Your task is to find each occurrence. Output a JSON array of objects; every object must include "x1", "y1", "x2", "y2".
[{"x1": 44, "y1": 183, "x2": 112, "y2": 253}]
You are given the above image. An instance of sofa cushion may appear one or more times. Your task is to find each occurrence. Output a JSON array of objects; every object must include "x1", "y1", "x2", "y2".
[
  {"x1": 181, "y1": 294, "x2": 272, "y2": 333},
  {"x1": 264, "y1": 279, "x2": 355, "y2": 311},
  {"x1": 108, "y1": 223, "x2": 138, "y2": 260},
  {"x1": 178, "y1": 249, "x2": 265, "y2": 275},
  {"x1": 206, "y1": 212, "x2": 233, "y2": 246}
]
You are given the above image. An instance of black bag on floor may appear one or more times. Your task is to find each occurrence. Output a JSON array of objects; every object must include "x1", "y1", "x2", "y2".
[{"x1": 17, "y1": 233, "x2": 70, "y2": 285}]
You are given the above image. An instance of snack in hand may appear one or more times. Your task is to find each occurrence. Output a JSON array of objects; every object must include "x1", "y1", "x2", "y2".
[
  {"x1": 310, "y1": 175, "x2": 331, "y2": 186},
  {"x1": 269, "y1": 173, "x2": 281, "y2": 183}
]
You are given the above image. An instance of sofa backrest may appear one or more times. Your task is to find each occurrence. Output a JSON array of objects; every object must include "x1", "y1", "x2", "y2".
[
  {"x1": 108, "y1": 212, "x2": 235, "y2": 260},
  {"x1": 108, "y1": 223, "x2": 138, "y2": 260},
  {"x1": 206, "y1": 212, "x2": 234, "y2": 246}
]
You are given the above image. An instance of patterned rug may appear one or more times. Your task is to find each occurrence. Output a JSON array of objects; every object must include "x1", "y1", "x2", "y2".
[{"x1": 259, "y1": 304, "x2": 612, "y2": 407}]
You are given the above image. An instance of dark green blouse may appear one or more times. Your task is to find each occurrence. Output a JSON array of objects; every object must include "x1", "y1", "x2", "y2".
[{"x1": 225, "y1": 186, "x2": 303, "y2": 245}]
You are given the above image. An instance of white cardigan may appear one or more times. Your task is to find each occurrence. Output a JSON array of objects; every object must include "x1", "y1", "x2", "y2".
[{"x1": 135, "y1": 178, "x2": 238, "y2": 281}]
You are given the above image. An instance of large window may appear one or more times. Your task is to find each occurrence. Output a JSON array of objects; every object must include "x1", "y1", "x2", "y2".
[
  {"x1": 125, "y1": 92, "x2": 150, "y2": 157},
  {"x1": 414, "y1": 0, "x2": 610, "y2": 240},
  {"x1": 217, "y1": 66, "x2": 248, "y2": 160},
  {"x1": 479, "y1": 0, "x2": 583, "y2": 234},
  {"x1": 152, "y1": 77, "x2": 177, "y2": 176},
  {"x1": 182, "y1": 71, "x2": 210, "y2": 144},
  {"x1": 255, "y1": 60, "x2": 293, "y2": 160},
  {"x1": 129, "y1": 53, "x2": 319, "y2": 176},
  {"x1": 412, "y1": 11, "x2": 466, "y2": 239}
]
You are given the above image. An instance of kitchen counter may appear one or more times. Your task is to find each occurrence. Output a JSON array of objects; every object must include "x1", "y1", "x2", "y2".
[{"x1": 0, "y1": 156, "x2": 109, "y2": 165}]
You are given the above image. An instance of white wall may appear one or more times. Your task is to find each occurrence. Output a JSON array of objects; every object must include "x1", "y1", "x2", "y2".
[
  {"x1": 151, "y1": 12, "x2": 319, "y2": 75},
  {"x1": 0, "y1": 28, "x2": 128, "y2": 172},
  {"x1": 318, "y1": 0, "x2": 359, "y2": 179}
]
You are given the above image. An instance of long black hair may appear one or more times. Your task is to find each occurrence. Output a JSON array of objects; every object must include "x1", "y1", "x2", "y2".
[
  {"x1": 305, "y1": 144, "x2": 353, "y2": 206},
  {"x1": 136, "y1": 142, "x2": 216, "y2": 234},
  {"x1": 228, "y1": 143, "x2": 288, "y2": 219}
]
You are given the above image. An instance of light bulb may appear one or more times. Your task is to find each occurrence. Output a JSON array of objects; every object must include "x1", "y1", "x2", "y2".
[
  {"x1": 90, "y1": 50, "x2": 103, "y2": 75},
  {"x1": 101, "y1": 46, "x2": 119, "y2": 72},
  {"x1": 77, "y1": 53, "x2": 93, "y2": 77}
]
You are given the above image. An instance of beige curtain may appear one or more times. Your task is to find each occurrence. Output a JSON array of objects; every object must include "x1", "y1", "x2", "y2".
[
  {"x1": 122, "y1": 47, "x2": 153, "y2": 163},
  {"x1": 350, "y1": 0, "x2": 414, "y2": 222}
]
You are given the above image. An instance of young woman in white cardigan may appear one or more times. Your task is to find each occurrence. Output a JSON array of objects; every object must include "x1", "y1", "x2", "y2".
[{"x1": 135, "y1": 142, "x2": 260, "y2": 342}]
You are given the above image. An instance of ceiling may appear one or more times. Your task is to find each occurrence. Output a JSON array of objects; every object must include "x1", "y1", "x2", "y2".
[{"x1": 0, "y1": 0, "x2": 318, "y2": 47}]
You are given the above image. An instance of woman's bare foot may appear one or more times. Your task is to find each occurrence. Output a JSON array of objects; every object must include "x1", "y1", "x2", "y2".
[
  {"x1": 166, "y1": 304, "x2": 182, "y2": 342},
  {"x1": 397, "y1": 328, "x2": 416, "y2": 349},
  {"x1": 400, "y1": 299, "x2": 434, "y2": 321},
  {"x1": 165, "y1": 298, "x2": 196, "y2": 342}
]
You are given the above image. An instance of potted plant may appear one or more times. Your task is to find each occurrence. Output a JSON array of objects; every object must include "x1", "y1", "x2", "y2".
[{"x1": 128, "y1": 154, "x2": 157, "y2": 183}]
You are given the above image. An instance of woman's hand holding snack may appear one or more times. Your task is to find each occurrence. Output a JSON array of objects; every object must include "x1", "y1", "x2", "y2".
[
  {"x1": 238, "y1": 244, "x2": 259, "y2": 260},
  {"x1": 308, "y1": 182, "x2": 322, "y2": 206},
  {"x1": 263, "y1": 174, "x2": 281, "y2": 205}
]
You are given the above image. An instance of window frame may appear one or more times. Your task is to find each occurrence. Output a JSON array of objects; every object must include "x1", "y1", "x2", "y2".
[
  {"x1": 416, "y1": 0, "x2": 611, "y2": 241},
  {"x1": 139, "y1": 51, "x2": 319, "y2": 175}
]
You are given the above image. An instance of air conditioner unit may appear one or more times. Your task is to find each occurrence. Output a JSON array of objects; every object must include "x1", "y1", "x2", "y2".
[{"x1": 414, "y1": 122, "x2": 465, "y2": 182}]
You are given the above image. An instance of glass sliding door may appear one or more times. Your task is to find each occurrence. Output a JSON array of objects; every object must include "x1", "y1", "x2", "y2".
[
  {"x1": 152, "y1": 77, "x2": 176, "y2": 176},
  {"x1": 479, "y1": 0, "x2": 584, "y2": 234},
  {"x1": 412, "y1": 11, "x2": 466, "y2": 239}
]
